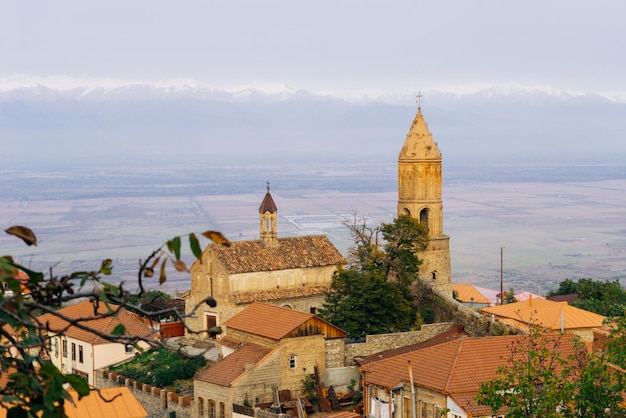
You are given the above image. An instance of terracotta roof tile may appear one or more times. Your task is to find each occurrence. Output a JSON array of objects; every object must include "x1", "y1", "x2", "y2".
[
  {"x1": 194, "y1": 342, "x2": 272, "y2": 386},
  {"x1": 207, "y1": 235, "x2": 345, "y2": 274},
  {"x1": 362, "y1": 335, "x2": 580, "y2": 397},
  {"x1": 230, "y1": 285, "x2": 330, "y2": 304},
  {"x1": 36, "y1": 300, "x2": 157, "y2": 344},
  {"x1": 223, "y1": 302, "x2": 317, "y2": 340},
  {"x1": 480, "y1": 298, "x2": 605, "y2": 331}
]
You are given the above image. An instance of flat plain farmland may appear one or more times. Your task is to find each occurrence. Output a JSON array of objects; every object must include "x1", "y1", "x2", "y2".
[{"x1": 2, "y1": 176, "x2": 626, "y2": 295}]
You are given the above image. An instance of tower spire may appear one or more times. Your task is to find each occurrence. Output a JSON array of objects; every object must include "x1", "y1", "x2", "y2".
[{"x1": 259, "y1": 181, "x2": 278, "y2": 245}]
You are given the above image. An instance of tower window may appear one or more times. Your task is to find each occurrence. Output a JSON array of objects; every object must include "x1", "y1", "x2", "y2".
[{"x1": 419, "y1": 208, "x2": 430, "y2": 233}]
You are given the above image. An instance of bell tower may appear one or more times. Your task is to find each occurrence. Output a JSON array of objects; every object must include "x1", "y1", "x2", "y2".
[
  {"x1": 398, "y1": 103, "x2": 452, "y2": 295},
  {"x1": 259, "y1": 181, "x2": 278, "y2": 246}
]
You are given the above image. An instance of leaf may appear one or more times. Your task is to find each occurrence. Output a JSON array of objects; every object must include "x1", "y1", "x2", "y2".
[
  {"x1": 143, "y1": 267, "x2": 154, "y2": 278},
  {"x1": 111, "y1": 324, "x2": 126, "y2": 336},
  {"x1": 159, "y1": 258, "x2": 167, "y2": 285},
  {"x1": 167, "y1": 236, "x2": 182, "y2": 260},
  {"x1": 65, "y1": 374, "x2": 90, "y2": 399},
  {"x1": 100, "y1": 259, "x2": 113, "y2": 275},
  {"x1": 201, "y1": 230, "x2": 231, "y2": 247},
  {"x1": 172, "y1": 259, "x2": 188, "y2": 272},
  {"x1": 5, "y1": 226, "x2": 37, "y2": 246},
  {"x1": 189, "y1": 233, "x2": 203, "y2": 261}
]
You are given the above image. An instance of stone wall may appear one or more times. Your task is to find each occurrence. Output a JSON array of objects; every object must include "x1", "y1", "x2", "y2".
[
  {"x1": 344, "y1": 322, "x2": 455, "y2": 365},
  {"x1": 96, "y1": 369, "x2": 193, "y2": 418}
]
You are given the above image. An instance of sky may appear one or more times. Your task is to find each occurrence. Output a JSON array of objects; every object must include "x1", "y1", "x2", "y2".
[{"x1": 2, "y1": 1, "x2": 626, "y2": 98}]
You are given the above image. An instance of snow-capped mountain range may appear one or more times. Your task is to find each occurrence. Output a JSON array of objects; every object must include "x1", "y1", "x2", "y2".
[{"x1": 2, "y1": 77, "x2": 625, "y2": 168}]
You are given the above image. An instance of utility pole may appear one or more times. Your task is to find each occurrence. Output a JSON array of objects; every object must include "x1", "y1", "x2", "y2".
[{"x1": 500, "y1": 245, "x2": 505, "y2": 305}]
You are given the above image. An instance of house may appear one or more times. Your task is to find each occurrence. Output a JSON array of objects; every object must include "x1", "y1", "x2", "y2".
[
  {"x1": 37, "y1": 300, "x2": 157, "y2": 386},
  {"x1": 193, "y1": 302, "x2": 347, "y2": 418},
  {"x1": 479, "y1": 297, "x2": 605, "y2": 341},
  {"x1": 452, "y1": 284, "x2": 498, "y2": 309},
  {"x1": 360, "y1": 334, "x2": 581, "y2": 418},
  {"x1": 0, "y1": 387, "x2": 147, "y2": 418},
  {"x1": 184, "y1": 184, "x2": 345, "y2": 338}
]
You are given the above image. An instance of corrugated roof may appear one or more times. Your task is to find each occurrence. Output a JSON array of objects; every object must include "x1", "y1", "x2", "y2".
[
  {"x1": 480, "y1": 298, "x2": 605, "y2": 331},
  {"x1": 36, "y1": 300, "x2": 156, "y2": 344},
  {"x1": 64, "y1": 387, "x2": 147, "y2": 418},
  {"x1": 194, "y1": 342, "x2": 272, "y2": 386},
  {"x1": 0, "y1": 387, "x2": 147, "y2": 418},
  {"x1": 452, "y1": 284, "x2": 491, "y2": 305},
  {"x1": 207, "y1": 235, "x2": 345, "y2": 274},
  {"x1": 223, "y1": 301, "x2": 341, "y2": 340}
]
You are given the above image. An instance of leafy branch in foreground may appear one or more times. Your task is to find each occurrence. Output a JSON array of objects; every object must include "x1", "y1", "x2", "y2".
[{"x1": 1, "y1": 225, "x2": 229, "y2": 418}]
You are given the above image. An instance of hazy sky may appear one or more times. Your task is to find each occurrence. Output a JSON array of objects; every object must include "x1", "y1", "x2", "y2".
[{"x1": 2, "y1": 1, "x2": 626, "y2": 96}]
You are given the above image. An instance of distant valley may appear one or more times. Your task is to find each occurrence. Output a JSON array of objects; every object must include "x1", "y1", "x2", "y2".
[{"x1": 2, "y1": 159, "x2": 625, "y2": 296}]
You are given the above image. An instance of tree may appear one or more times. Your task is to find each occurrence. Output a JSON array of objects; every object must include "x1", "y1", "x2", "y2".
[
  {"x1": 0, "y1": 225, "x2": 228, "y2": 418},
  {"x1": 476, "y1": 328, "x2": 626, "y2": 417},
  {"x1": 319, "y1": 215, "x2": 427, "y2": 338},
  {"x1": 547, "y1": 278, "x2": 626, "y2": 317}
]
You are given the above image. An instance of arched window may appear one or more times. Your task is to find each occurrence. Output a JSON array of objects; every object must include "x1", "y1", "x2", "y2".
[
  {"x1": 419, "y1": 208, "x2": 430, "y2": 233},
  {"x1": 198, "y1": 397, "x2": 205, "y2": 416},
  {"x1": 400, "y1": 207, "x2": 410, "y2": 217}
]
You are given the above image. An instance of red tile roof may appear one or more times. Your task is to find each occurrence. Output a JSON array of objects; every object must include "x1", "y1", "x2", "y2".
[
  {"x1": 194, "y1": 342, "x2": 272, "y2": 386},
  {"x1": 361, "y1": 334, "x2": 580, "y2": 413},
  {"x1": 207, "y1": 235, "x2": 345, "y2": 274},
  {"x1": 36, "y1": 300, "x2": 157, "y2": 344},
  {"x1": 223, "y1": 302, "x2": 345, "y2": 340}
]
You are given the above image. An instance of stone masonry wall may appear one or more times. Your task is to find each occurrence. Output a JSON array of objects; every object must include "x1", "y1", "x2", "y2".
[{"x1": 344, "y1": 322, "x2": 455, "y2": 366}]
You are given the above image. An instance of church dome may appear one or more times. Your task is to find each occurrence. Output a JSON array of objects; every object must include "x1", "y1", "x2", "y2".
[{"x1": 398, "y1": 108, "x2": 441, "y2": 161}]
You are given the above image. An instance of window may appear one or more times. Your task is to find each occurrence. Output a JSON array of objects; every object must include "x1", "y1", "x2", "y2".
[
  {"x1": 62, "y1": 340, "x2": 67, "y2": 358},
  {"x1": 289, "y1": 354, "x2": 296, "y2": 369},
  {"x1": 71, "y1": 343, "x2": 76, "y2": 361},
  {"x1": 79, "y1": 345, "x2": 83, "y2": 363},
  {"x1": 208, "y1": 400, "x2": 216, "y2": 418},
  {"x1": 198, "y1": 397, "x2": 205, "y2": 416},
  {"x1": 219, "y1": 402, "x2": 225, "y2": 418},
  {"x1": 54, "y1": 339, "x2": 59, "y2": 358},
  {"x1": 309, "y1": 306, "x2": 316, "y2": 314}
]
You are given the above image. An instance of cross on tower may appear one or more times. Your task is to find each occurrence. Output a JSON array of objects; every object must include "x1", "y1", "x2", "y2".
[
  {"x1": 266, "y1": 180, "x2": 270, "y2": 192},
  {"x1": 416, "y1": 92, "x2": 423, "y2": 110}
]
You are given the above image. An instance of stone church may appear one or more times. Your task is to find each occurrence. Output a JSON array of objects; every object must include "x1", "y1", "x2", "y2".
[
  {"x1": 184, "y1": 104, "x2": 452, "y2": 338},
  {"x1": 398, "y1": 105, "x2": 453, "y2": 296},
  {"x1": 184, "y1": 185, "x2": 346, "y2": 338}
]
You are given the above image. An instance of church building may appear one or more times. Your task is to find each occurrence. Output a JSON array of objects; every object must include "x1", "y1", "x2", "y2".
[
  {"x1": 398, "y1": 105, "x2": 453, "y2": 296},
  {"x1": 184, "y1": 184, "x2": 346, "y2": 338}
]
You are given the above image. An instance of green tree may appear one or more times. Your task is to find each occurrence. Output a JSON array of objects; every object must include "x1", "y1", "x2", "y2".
[
  {"x1": 547, "y1": 278, "x2": 626, "y2": 317},
  {"x1": 319, "y1": 215, "x2": 427, "y2": 338},
  {"x1": 476, "y1": 329, "x2": 626, "y2": 417},
  {"x1": 0, "y1": 225, "x2": 227, "y2": 417}
]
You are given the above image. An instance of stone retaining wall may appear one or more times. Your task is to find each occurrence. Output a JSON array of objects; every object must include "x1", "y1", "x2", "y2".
[{"x1": 96, "y1": 369, "x2": 193, "y2": 418}]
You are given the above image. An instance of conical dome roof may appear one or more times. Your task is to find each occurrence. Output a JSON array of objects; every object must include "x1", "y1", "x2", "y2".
[
  {"x1": 259, "y1": 183, "x2": 277, "y2": 214},
  {"x1": 398, "y1": 108, "x2": 441, "y2": 161}
]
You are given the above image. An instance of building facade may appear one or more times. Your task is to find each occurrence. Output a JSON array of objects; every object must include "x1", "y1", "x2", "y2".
[
  {"x1": 185, "y1": 185, "x2": 345, "y2": 338},
  {"x1": 398, "y1": 106, "x2": 452, "y2": 296}
]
